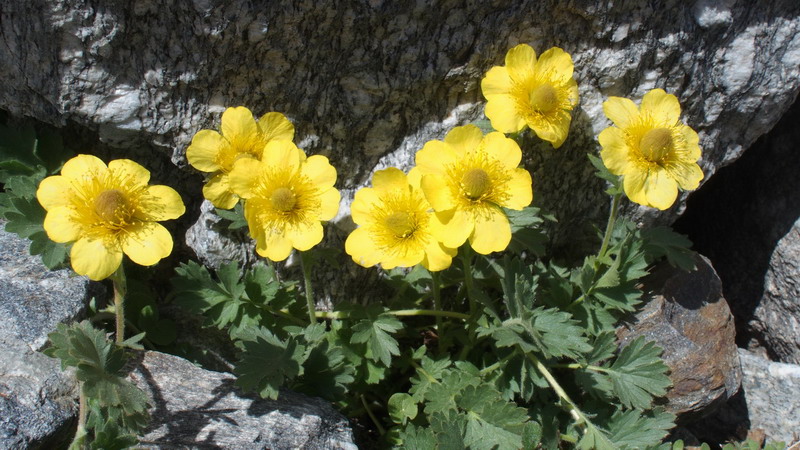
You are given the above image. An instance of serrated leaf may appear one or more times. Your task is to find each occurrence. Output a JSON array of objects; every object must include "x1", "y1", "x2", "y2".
[
  {"x1": 429, "y1": 410, "x2": 468, "y2": 450},
  {"x1": 501, "y1": 256, "x2": 537, "y2": 318},
  {"x1": 350, "y1": 306, "x2": 403, "y2": 367},
  {"x1": 388, "y1": 393, "x2": 418, "y2": 425},
  {"x1": 233, "y1": 327, "x2": 306, "y2": 400},
  {"x1": 606, "y1": 408, "x2": 675, "y2": 448},
  {"x1": 458, "y1": 384, "x2": 528, "y2": 450},
  {"x1": 422, "y1": 369, "x2": 481, "y2": 415},
  {"x1": 398, "y1": 423, "x2": 436, "y2": 450},
  {"x1": 214, "y1": 202, "x2": 248, "y2": 229},
  {"x1": 641, "y1": 226, "x2": 697, "y2": 271},
  {"x1": 578, "y1": 422, "x2": 617, "y2": 450},
  {"x1": 604, "y1": 337, "x2": 671, "y2": 410},
  {"x1": 505, "y1": 206, "x2": 546, "y2": 232},
  {"x1": 490, "y1": 307, "x2": 592, "y2": 359},
  {"x1": 409, "y1": 351, "x2": 451, "y2": 402},
  {"x1": 588, "y1": 153, "x2": 623, "y2": 195}
]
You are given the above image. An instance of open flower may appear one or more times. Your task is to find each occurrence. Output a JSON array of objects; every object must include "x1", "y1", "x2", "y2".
[
  {"x1": 414, "y1": 124, "x2": 533, "y2": 254},
  {"x1": 345, "y1": 168, "x2": 456, "y2": 271},
  {"x1": 599, "y1": 89, "x2": 704, "y2": 210},
  {"x1": 481, "y1": 44, "x2": 579, "y2": 148},
  {"x1": 227, "y1": 140, "x2": 339, "y2": 261},
  {"x1": 36, "y1": 155, "x2": 185, "y2": 280},
  {"x1": 186, "y1": 106, "x2": 294, "y2": 209}
]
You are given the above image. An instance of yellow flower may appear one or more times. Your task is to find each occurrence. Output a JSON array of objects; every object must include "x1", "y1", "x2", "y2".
[
  {"x1": 414, "y1": 124, "x2": 533, "y2": 254},
  {"x1": 186, "y1": 106, "x2": 294, "y2": 209},
  {"x1": 481, "y1": 44, "x2": 579, "y2": 148},
  {"x1": 36, "y1": 155, "x2": 185, "y2": 281},
  {"x1": 345, "y1": 168, "x2": 456, "y2": 271},
  {"x1": 227, "y1": 140, "x2": 339, "y2": 261},
  {"x1": 599, "y1": 89, "x2": 704, "y2": 210}
]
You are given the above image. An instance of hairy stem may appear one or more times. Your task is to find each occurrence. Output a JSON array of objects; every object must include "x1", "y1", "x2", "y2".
[
  {"x1": 110, "y1": 266, "x2": 127, "y2": 344},
  {"x1": 299, "y1": 251, "x2": 316, "y2": 323},
  {"x1": 431, "y1": 271, "x2": 443, "y2": 334},
  {"x1": 360, "y1": 394, "x2": 385, "y2": 436},
  {"x1": 306, "y1": 308, "x2": 470, "y2": 321},
  {"x1": 461, "y1": 246, "x2": 477, "y2": 316},
  {"x1": 597, "y1": 192, "x2": 622, "y2": 264},
  {"x1": 526, "y1": 350, "x2": 590, "y2": 430}
]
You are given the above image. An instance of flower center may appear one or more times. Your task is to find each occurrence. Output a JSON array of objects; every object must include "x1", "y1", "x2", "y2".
[
  {"x1": 385, "y1": 211, "x2": 415, "y2": 238},
  {"x1": 528, "y1": 84, "x2": 559, "y2": 114},
  {"x1": 639, "y1": 128, "x2": 674, "y2": 162},
  {"x1": 461, "y1": 168, "x2": 491, "y2": 200},
  {"x1": 94, "y1": 189, "x2": 128, "y2": 222},
  {"x1": 270, "y1": 187, "x2": 297, "y2": 212}
]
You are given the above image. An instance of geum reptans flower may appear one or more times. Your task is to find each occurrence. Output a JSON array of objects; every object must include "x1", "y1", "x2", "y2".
[
  {"x1": 345, "y1": 168, "x2": 456, "y2": 271},
  {"x1": 599, "y1": 89, "x2": 704, "y2": 210},
  {"x1": 415, "y1": 124, "x2": 533, "y2": 254},
  {"x1": 227, "y1": 140, "x2": 339, "y2": 262},
  {"x1": 481, "y1": 43, "x2": 579, "y2": 148},
  {"x1": 186, "y1": 106, "x2": 294, "y2": 209},
  {"x1": 36, "y1": 154, "x2": 185, "y2": 281}
]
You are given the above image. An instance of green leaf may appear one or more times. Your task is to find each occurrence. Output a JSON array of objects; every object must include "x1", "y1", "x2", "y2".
[
  {"x1": 398, "y1": 423, "x2": 436, "y2": 449},
  {"x1": 233, "y1": 327, "x2": 306, "y2": 400},
  {"x1": 641, "y1": 226, "x2": 696, "y2": 271},
  {"x1": 606, "y1": 408, "x2": 675, "y2": 448},
  {"x1": 577, "y1": 422, "x2": 617, "y2": 450},
  {"x1": 429, "y1": 410, "x2": 468, "y2": 450},
  {"x1": 604, "y1": 337, "x2": 672, "y2": 409},
  {"x1": 409, "y1": 349, "x2": 451, "y2": 402},
  {"x1": 350, "y1": 305, "x2": 403, "y2": 367},
  {"x1": 388, "y1": 393, "x2": 418, "y2": 425},
  {"x1": 422, "y1": 368, "x2": 481, "y2": 415},
  {"x1": 500, "y1": 256, "x2": 537, "y2": 318},
  {"x1": 489, "y1": 307, "x2": 592, "y2": 359},
  {"x1": 588, "y1": 153, "x2": 623, "y2": 195},
  {"x1": 458, "y1": 384, "x2": 528, "y2": 450},
  {"x1": 214, "y1": 202, "x2": 248, "y2": 229}
]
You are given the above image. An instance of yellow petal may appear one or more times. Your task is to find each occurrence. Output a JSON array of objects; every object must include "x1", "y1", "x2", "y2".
[
  {"x1": 257, "y1": 112, "x2": 295, "y2": 142},
  {"x1": 317, "y1": 188, "x2": 341, "y2": 221},
  {"x1": 289, "y1": 222, "x2": 323, "y2": 251},
  {"x1": 622, "y1": 169, "x2": 650, "y2": 207},
  {"x1": 221, "y1": 106, "x2": 258, "y2": 143},
  {"x1": 481, "y1": 66, "x2": 512, "y2": 98},
  {"x1": 643, "y1": 167, "x2": 679, "y2": 210},
  {"x1": 421, "y1": 240, "x2": 456, "y2": 272},
  {"x1": 372, "y1": 168, "x2": 408, "y2": 193},
  {"x1": 415, "y1": 140, "x2": 458, "y2": 176},
  {"x1": 436, "y1": 209, "x2": 473, "y2": 248},
  {"x1": 535, "y1": 47, "x2": 574, "y2": 82},
  {"x1": 62, "y1": 154, "x2": 107, "y2": 181},
  {"x1": 383, "y1": 244, "x2": 425, "y2": 269},
  {"x1": 566, "y1": 78, "x2": 580, "y2": 107},
  {"x1": 421, "y1": 174, "x2": 456, "y2": 211},
  {"x1": 203, "y1": 173, "x2": 239, "y2": 209},
  {"x1": 598, "y1": 127, "x2": 631, "y2": 175},
  {"x1": 71, "y1": 237, "x2": 123, "y2": 281},
  {"x1": 257, "y1": 231, "x2": 293, "y2": 262},
  {"x1": 502, "y1": 169, "x2": 533, "y2": 210},
  {"x1": 485, "y1": 95, "x2": 526, "y2": 134},
  {"x1": 470, "y1": 207, "x2": 511, "y2": 254},
  {"x1": 345, "y1": 227, "x2": 382, "y2": 268},
  {"x1": 37, "y1": 175, "x2": 75, "y2": 210},
  {"x1": 667, "y1": 161, "x2": 704, "y2": 191},
  {"x1": 186, "y1": 130, "x2": 225, "y2": 172},
  {"x1": 603, "y1": 97, "x2": 640, "y2": 129},
  {"x1": 108, "y1": 159, "x2": 151, "y2": 189},
  {"x1": 303, "y1": 154, "x2": 337, "y2": 188},
  {"x1": 43, "y1": 206, "x2": 82, "y2": 243},
  {"x1": 122, "y1": 222, "x2": 173, "y2": 266},
  {"x1": 407, "y1": 167, "x2": 423, "y2": 190},
  {"x1": 444, "y1": 125, "x2": 484, "y2": 156},
  {"x1": 483, "y1": 132, "x2": 522, "y2": 168},
  {"x1": 262, "y1": 140, "x2": 302, "y2": 174},
  {"x1": 351, "y1": 187, "x2": 381, "y2": 225},
  {"x1": 227, "y1": 158, "x2": 262, "y2": 199},
  {"x1": 505, "y1": 44, "x2": 536, "y2": 83},
  {"x1": 138, "y1": 185, "x2": 185, "y2": 221},
  {"x1": 679, "y1": 125, "x2": 702, "y2": 161},
  {"x1": 641, "y1": 89, "x2": 681, "y2": 126},
  {"x1": 529, "y1": 109, "x2": 572, "y2": 149}
]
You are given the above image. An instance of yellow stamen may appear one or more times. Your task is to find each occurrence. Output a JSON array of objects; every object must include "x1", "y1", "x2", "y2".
[
  {"x1": 270, "y1": 187, "x2": 297, "y2": 212},
  {"x1": 461, "y1": 168, "x2": 491, "y2": 200},
  {"x1": 385, "y1": 211, "x2": 415, "y2": 238},
  {"x1": 639, "y1": 128, "x2": 674, "y2": 162},
  {"x1": 528, "y1": 84, "x2": 559, "y2": 115},
  {"x1": 94, "y1": 189, "x2": 128, "y2": 222}
]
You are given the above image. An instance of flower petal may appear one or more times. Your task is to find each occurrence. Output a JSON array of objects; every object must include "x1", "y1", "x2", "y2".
[
  {"x1": 415, "y1": 140, "x2": 459, "y2": 176},
  {"x1": 37, "y1": 175, "x2": 75, "y2": 210},
  {"x1": 303, "y1": 155, "x2": 337, "y2": 188},
  {"x1": 641, "y1": 89, "x2": 681, "y2": 126},
  {"x1": 43, "y1": 206, "x2": 82, "y2": 243},
  {"x1": 529, "y1": 109, "x2": 572, "y2": 149},
  {"x1": 220, "y1": 106, "x2": 258, "y2": 143},
  {"x1": 289, "y1": 221, "x2": 323, "y2": 251},
  {"x1": 345, "y1": 227, "x2": 382, "y2": 268},
  {"x1": 444, "y1": 124, "x2": 484, "y2": 156},
  {"x1": 603, "y1": 97, "x2": 640, "y2": 129},
  {"x1": 598, "y1": 127, "x2": 631, "y2": 175},
  {"x1": 108, "y1": 159, "x2": 151, "y2": 188},
  {"x1": 203, "y1": 173, "x2": 239, "y2": 209},
  {"x1": 421, "y1": 174, "x2": 456, "y2": 211},
  {"x1": 501, "y1": 169, "x2": 533, "y2": 210},
  {"x1": 351, "y1": 187, "x2": 381, "y2": 225},
  {"x1": 262, "y1": 140, "x2": 302, "y2": 175},
  {"x1": 138, "y1": 185, "x2": 185, "y2": 220},
  {"x1": 505, "y1": 43, "x2": 536, "y2": 83},
  {"x1": 372, "y1": 168, "x2": 408, "y2": 193},
  {"x1": 227, "y1": 158, "x2": 263, "y2": 199},
  {"x1": 421, "y1": 240, "x2": 456, "y2": 272},
  {"x1": 257, "y1": 231, "x2": 293, "y2": 262},
  {"x1": 535, "y1": 47, "x2": 574, "y2": 82},
  {"x1": 485, "y1": 95, "x2": 526, "y2": 134},
  {"x1": 667, "y1": 161, "x2": 704, "y2": 192},
  {"x1": 257, "y1": 112, "x2": 295, "y2": 142},
  {"x1": 317, "y1": 188, "x2": 341, "y2": 221},
  {"x1": 186, "y1": 130, "x2": 225, "y2": 172},
  {"x1": 435, "y1": 209, "x2": 473, "y2": 249},
  {"x1": 383, "y1": 244, "x2": 424, "y2": 269},
  {"x1": 622, "y1": 169, "x2": 649, "y2": 207},
  {"x1": 71, "y1": 237, "x2": 123, "y2": 281},
  {"x1": 470, "y1": 207, "x2": 511, "y2": 254},
  {"x1": 643, "y1": 167, "x2": 679, "y2": 210},
  {"x1": 61, "y1": 154, "x2": 107, "y2": 181},
  {"x1": 483, "y1": 132, "x2": 522, "y2": 168},
  {"x1": 407, "y1": 167, "x2": 423, "y2": 190},
  {"x1": 678, "y1": 125, "x2": 702, "y2": 161},
  {"x1": 481, "y1": 66, "x2": 512, "y2": 98},
  {"x1": 122, "y1": 222, "x2": 173, "y2": 266}
]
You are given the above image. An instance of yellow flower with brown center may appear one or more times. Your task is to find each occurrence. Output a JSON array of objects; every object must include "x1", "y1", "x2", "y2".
[
  {"x1": 345, "y1": 168, "x2": 456, "y2": 271},
  {"x1": 599, "y1": 89, "x2": 704, "y2": 210},
  {"x1": 415, "y1": 124, "x2": 533, "y2": 254},
  {"x1": 186, "y1": 106, "x2": 294, "y2": 209},
  {"x1": 481, "y1": 44, "x2": 579, "y2": 148},
  {"x1": 36, "y1": 155, "x2": 185, "y2": 280},
  {"x1": 227, "y1": 140, "x2": 339, "y2": 261}
]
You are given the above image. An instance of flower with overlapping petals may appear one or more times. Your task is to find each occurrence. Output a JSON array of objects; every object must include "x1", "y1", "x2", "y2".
[
  {"x1": 36, "y1": 155, "x2": 185, "y2": 280},
  {"x1": 599, "y1": 89, "x2": 704, "y2": 210},
  {"x1": 186, "y1": 106, "x2": 294, "y2": 209},
  {"x1": 227, "y1": 140, "x2": 339, "y2": 261},
  {"x1": 414, "y1": 124, "x2": 533, "y2": 254},
  {"x1": 345, "y1": 168, "x2": 456, "y2": 271},
  {"x1": 481, "y1": 44, "x2": 579, "y2": 148}
]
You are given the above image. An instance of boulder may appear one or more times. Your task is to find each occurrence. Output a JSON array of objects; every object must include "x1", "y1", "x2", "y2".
[
  {"x1": 617, "y1": 254, "x2": 741, "y2": 422},
  {"x1": 131, "y1": 351, "x2": 357, "y2": 450}
]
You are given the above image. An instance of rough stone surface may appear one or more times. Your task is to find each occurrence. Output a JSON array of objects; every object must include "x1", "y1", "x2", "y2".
[
  {"x1": 617, "y1": 254, "x2": 741, "y2": 422},
  {"x1": 131, "y1": 351, "x2": 357, "y2": 450},
  {"x1": 0, "y1": 221, "x2": 87, "y2": 449},
  {"x1": 1, "y1": 0, "x2": 799, "y2": 254},
  {"x1": 185, "y1": 199, "x2": 256, "y2": 270}
]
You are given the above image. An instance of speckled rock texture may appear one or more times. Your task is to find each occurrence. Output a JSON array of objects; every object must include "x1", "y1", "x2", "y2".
[
  {"x1": 617, "y1": 255, "x2": 741, "y2": 422},
  {"x1": 131, "y1": 351, "x2": 357, "y2": 450}
]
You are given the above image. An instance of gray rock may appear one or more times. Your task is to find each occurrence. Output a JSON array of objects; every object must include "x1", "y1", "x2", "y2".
[
  {"x1": 132, "y1": 351, "x2": 357, "y2": 450},
  {"x1": 185, "y1": 199, "x2": 256, "y2": 270},
  {"x1": 617, "y1": 254, "x2": 741, "y2": 422}
]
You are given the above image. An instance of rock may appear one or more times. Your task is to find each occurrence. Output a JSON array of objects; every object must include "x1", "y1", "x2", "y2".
[
  {"x1": 131, "y1": 351, "x2": 357, "y2": 450},
  {"x1": 0, "y1": 221, "x2": 88, "y2": 449},
  {"x1": 185, "y1": 199, "x2": 257, "y2": 269},
  {"x1": 617, "y1": 254, "x2": 741, "y2": 422}
]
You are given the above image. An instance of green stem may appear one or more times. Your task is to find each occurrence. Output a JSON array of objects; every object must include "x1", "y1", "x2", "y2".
[
  {"x1": 78, "y1": 388, "x2": 87, "y2": 434},
  {"x1": 360, "y1": 394, "x2": 385, "y2": 436},
  {"x1": 410, "y1": 360, "x2": 440, "y2": 385},
  {"x1": 461, "y1": 246, "x2": 477, "y2": 316},
  {"x1": 299, "y1": 251, "x2": 316, "y2": 323},
  {"x1": 430, "y1": 271, "x2": 443, "y2": 334},
  {"x1": 110, "y1": 266, "x2": 127, "y2": 344},
  {"x1": 597, "y1": 192, "x2": 622, "y2": 264},
  {"x1": 551, "y1": 362, "x2": 610, "y2": 373},
  {"x1": 525, "y1": 350, "x2": 589, "y2": 428},
  {"x1": 305, "y1": 308, "x2": 470, "y2": 321}
]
